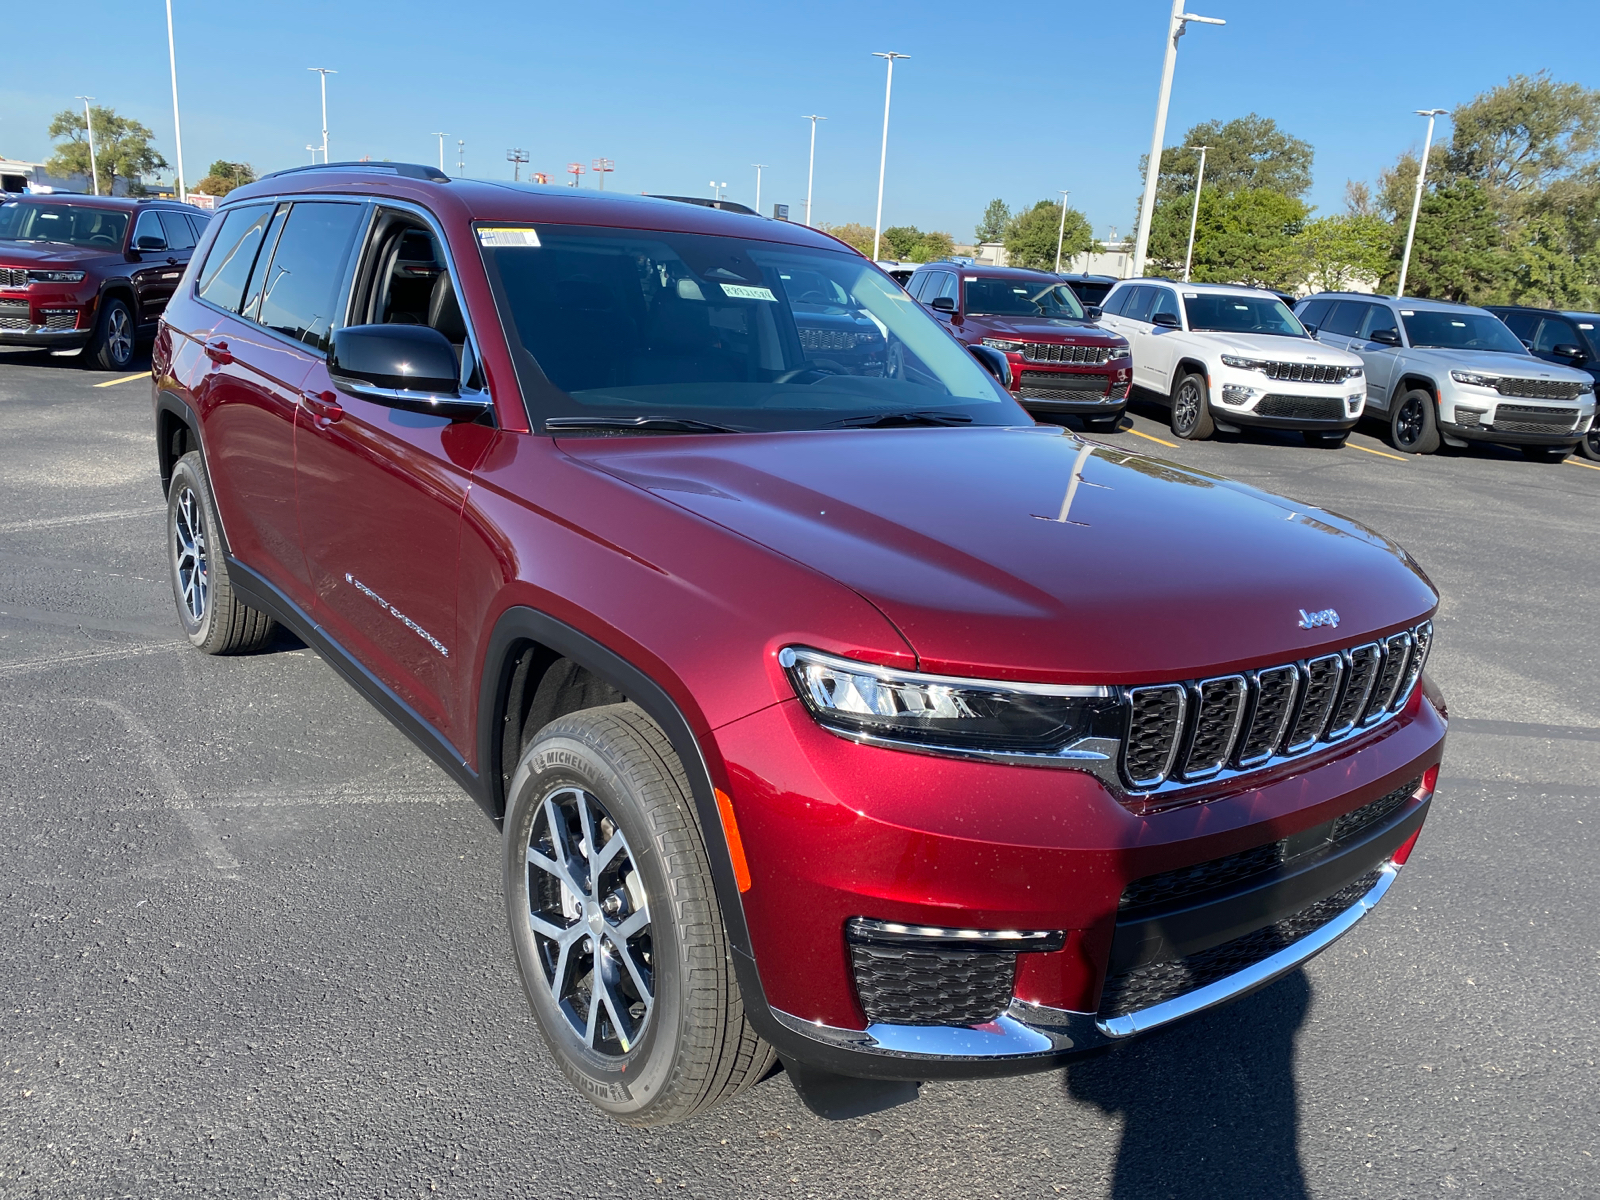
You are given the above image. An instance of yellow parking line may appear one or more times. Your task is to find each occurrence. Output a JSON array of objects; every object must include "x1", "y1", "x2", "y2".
[
  {"x1": 1347, "y1": 442, "x2": 1407, "y2": 463},
  {"x1": 1564, "y1": 456, "x2": 1600, "y2": 472},
  {"x1": 93, "y1": 372, "x2": 150, "y2": 389},
  {"x1": 1125, "y1": 426, "x2": 1178, "y2": 448}
]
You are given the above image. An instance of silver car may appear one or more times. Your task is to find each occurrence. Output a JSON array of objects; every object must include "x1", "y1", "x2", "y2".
[{"x1": 1295, "y1": 293, "x2": 1596, "y2": 461}]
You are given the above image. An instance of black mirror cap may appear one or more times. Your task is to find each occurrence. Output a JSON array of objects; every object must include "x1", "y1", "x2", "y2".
[
  {"x1": 1552, "y1": 343, "x2": 1587, "y2": 361},
  {"x1": 1370, "y1": 328, "x2": 1402, "y2": 346},
  {"x1": 135, "y1": 234, "x2": 166, "y2": 251},
  {"x1": 930, "y1": 296, "x2": 957, "y2": 313},
  {"x1": 1302, "y1": 323, "x2": 1318, "y2": 336},
  {"x1": 330, "y1": 324, "x2": 460, "y2": 395},
  {"x1": 1085, "y1": 305, "x2": 1104, "y2": 321},
  {"x1": 968, "y1": 343, "x2": 1012, "y2": 389},
  {"x1": 1152, "y1": 311, "x2": 1181, "y2": 328}
]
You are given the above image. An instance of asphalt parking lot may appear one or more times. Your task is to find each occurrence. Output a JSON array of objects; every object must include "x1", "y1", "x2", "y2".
[{"x1": 1, "y1": 350, "x2": 1596, "y2": 1199}]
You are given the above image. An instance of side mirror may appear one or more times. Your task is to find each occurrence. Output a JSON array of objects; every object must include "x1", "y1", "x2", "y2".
[
  {"x1": 930, "y1": 296, "x2": 956, "y2": 313},
  {"x1": 968, "y1": 343, "x2": 1011, "y2": 389},
  {"x1": 135, "y1": 234, "x2": 167, "y2": 251},
  {"x1": 1301, "y1": 323, "x2": 1318, "y2": 336},
  {"x1": 1151, "y1": 311, "x2": 1181, "y2": 329},
  {"x1": 329, "y1": 324, "x2": 487, "y2": 420},
  {"x1": 1085, "y1": 305, "x2": 1104, "y2": 321},
  {"x1": 1552, "y1": 343, "x2": 1588, "y2": 362},
  {"x1": 1369, "y1": 328, "x2": 1402, "y2": 347}
]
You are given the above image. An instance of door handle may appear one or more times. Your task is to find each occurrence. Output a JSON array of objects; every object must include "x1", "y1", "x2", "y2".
[
  {"x1": 203, "y1": 338, "x2": 232, "y2": 366},
  {"x1": 300, "y1": 389, "x2": 344, "y2": 425}
]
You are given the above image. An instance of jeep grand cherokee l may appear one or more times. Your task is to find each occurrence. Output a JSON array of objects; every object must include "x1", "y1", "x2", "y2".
[
  {"x1": 152, "y1": 163, "x2": 1446, "y2": 1126},
  {"x1": 0, "y1": 194, "x2": 209, "y2": 369}
]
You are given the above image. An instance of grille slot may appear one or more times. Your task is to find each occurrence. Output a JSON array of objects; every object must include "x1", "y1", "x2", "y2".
[
  {"x1": 1182, "y1": 676, "x2": 1247, "y2": 779},
  {"x1": 1328, "y1": 643, "x2": 1381, "y2": 738},
  {"x1": 1363, "y1": 633, "x2": 1411, "y2": 722},
  {"x1": 1022, "y1": 341, "x2": 1116, "y2": 365},
  {"x1": 0, "y1": 267, "x2": 27, "y2": 288},
  {"x1": 1254, "y1": 394, "x2": 1348, "y2": 420},
  {"x1": 1237, "y1": 665, "x2": 1299, "y2": 764},
  {"x1": 1285, "y1": 655, "x2": 1345, "y2": 752},
  {"x1": 846, "y1": 942, "x2": 1015, "y2": 1026},
  {"x1": 1398, "y1": 621, "x2": 1432, "y2": 708},
  {"x1": 1493, "y1": 379, "x2": 1584, "y2": 401},
  {"x1": 1330, "y1": 777, "x2": 1420, "y2": 842},
  {"x1": 1124, "y1": 685, "x2": 1187, "y2": 788},
  {"x1": 1259, "y1": 361, "x2": 1355, "y2": 384}
]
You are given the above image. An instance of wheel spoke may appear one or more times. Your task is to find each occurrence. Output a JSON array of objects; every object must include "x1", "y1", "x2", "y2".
[
  {"x1": 582, "y1": 955, "x2": 602, "y2": 1047},
  {"x1": 596, "y1": 972, "x2": 637, "y2": 1052},
  {"x1": 576, "y1": 794, "x2": 599, "y2": 883},
  {"x1": 611, "y1": 907, "x2": 650, "y2": 940},
  {"x1": 607, "y1": 929, "x2": 654, "y2": 1009},
  {"x1": 542, "y1": 796, "x2": 585, "y2": 892},
  {"x1": 527, "y1": 911, "x2": 575, "y2": 943},
  {"x1": 592, "y1": 830, "x2": 626, "y2": 873}
]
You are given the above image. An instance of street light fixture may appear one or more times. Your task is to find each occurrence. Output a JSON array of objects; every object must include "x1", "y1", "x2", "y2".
[
  {"x1": 592, "y1": 158, "x2": 615, "y2": 190},
  {"x1": 75, "y1": 96, "x2": 98, "y2": 196},
  {"x1": 752, "y1": 164, "x2": 766, "y2": 214},
  {"x1": 1182, "y1": 145, "x2": 1209, "y2": 282},
  {"x1": 1053, "y1": 190, "x2": 1071, "y2": 274},
  {"x1": 431, "y1": 132, "x2": 447, "y2": 173},
  {"x1": 307, "y1": 67, "x2": 336, "y2": 162},
  {"x1": 802, "y1": 115, "x2": 826, "y2": 227},
  {"x1": 1130, "y1": 1, "x2": 1225, "y2": 279},
  {"x1": 165, "y1": 0, "x2": 186, "y2": 201},
  {"x1": 507, "y1": 148, "x2": 528, "y2": 181},
  {"x1": 456, "y1": 140, "x2": 465, "y2": 173},
  {"x1": 708, "y1": 180, "x2": 727, "y2": 201},
  {"x1": 1397, "y1": 109, "x2": 1448, "y2": 299},
  {"x1": 871, "y1": 51, "x2": 909, "y2": 262}
]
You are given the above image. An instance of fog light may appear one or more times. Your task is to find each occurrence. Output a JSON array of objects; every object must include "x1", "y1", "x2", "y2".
[
  {"x1": 1454, "y1": 407, "x2": 1485, "y2": 429},
  {"x1": 1346, "y1": 394, "x2": 1363, "y2": 415},
  {"x1": 1221, "y1": 384, "x2": 1255, "y2": 406}
]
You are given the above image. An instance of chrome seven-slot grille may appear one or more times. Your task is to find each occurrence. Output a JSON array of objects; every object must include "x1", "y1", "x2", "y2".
[
  {"x1": 1120, "y1": 620, "x2": 1432, "y2": 791},
  {"x1": 1493, "y1": 377, "x2": 1585, "y2": 401},
  {"x1": 798, "y1": 328, "x2": 867, "y2": 352},
  {"x1": 1022, "y1": 342, "x2": 1118, "y2": 365},
  {"x1": 1259, "y1": 361, "x2": 1357, "y2": 383},
  {"x1": 0, "y1": 268, "x2": 28, "y2": 289}
]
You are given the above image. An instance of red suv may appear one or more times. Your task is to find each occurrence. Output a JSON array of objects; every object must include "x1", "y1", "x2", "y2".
[
  {"x1": 0, "y1": 194, "x2": 209, "y2": 369},
  {"x1": 908, "y1": 262, "x2": 1132, "y2": 430},
  {"x1": 152, "y1": 164, "x2": 1445, "y2": 1126}
]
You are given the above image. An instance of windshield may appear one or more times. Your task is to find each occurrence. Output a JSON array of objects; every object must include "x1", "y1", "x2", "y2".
[
  {"x1": 964, "y1": 277, "x2": 1086, "y2": 319},
  {"x1": 1183, "y1": 293, "x2": 1306, "y2": 336},
  {"x1": 477, "y1": 224, "x2": 1018, "y2": 432},
  {"x1": 0, "y1": 202, "x2": 128, "y2": 249},
  {"x1": 1400, "y1": 309, "x2": 1529, "y2": 354},
  {"x1": 1572, "y1": 317, "x2": 1600, "y2": 359}
]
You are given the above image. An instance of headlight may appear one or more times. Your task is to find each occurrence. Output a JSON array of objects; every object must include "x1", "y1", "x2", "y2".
[
  {"x1": 1104, "y1": 343, "x2": 1130, "y2": 359},
  {"x1": 778, "y1": 647, "x2": 1120, "y2": 758},
  {"x1": 26, "y1": 270, "x2": 86, "y2": 284},
  {"x1": 981, "y1": 338, "x2": 1025, "y2": 353},
  {"x1": 1346, "y1": 366, "x2": 1364, "y2": 380},
  {"x1": 1450, "y1": 370, "x2": 1495, "y2": 388},
  {"x1": 1221, "y1": 355, "x2": 1267, "y2": 372},
  {"x1": 1578, "y1": 379, "x2": 1594, "y2": 394}
]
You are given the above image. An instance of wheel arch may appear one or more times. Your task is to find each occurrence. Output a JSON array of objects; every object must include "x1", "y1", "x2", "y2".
[
  {"x1": 96, "y1": 279, "x2": 136, "y2": 321},
  {"x1": 1392, "y1": 374, "x2": 1439, "y2": 406}
]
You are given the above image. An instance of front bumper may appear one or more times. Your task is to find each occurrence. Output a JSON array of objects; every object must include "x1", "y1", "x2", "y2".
[
  {"x1": 1006, "y1": 356, "x2": 1132, "y2": 413},
  {"x1": 0, "y1": 291, "x2": 92, "y2": 349},
  {"x1": 1213, "y1": 369, "x2": 1363, "y2": 431},
  {"x1": 716, "y1": 679, "x2": 1446, "y2": 1080},
  {"x1": 1440, "y1": 390, "x2": 1594, "y2": 447}
]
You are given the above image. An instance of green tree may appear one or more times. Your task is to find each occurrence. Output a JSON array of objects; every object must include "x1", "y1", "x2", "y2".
[
  {"x1": 910, "y1": 230, "x2": 956, "y2": 263},
  {"x1": 1148, "y1": 188, "x2": 1308, "y2": 289},
  {"x1": 820, "y1": 222, "x2": 876, "y2": 257},
  {"x1": 1003, "y1": 199, "x2": 1098, "y2": 271},
  {"x1": 1148, "y1": 114, "x2": 1315, "y2": 205},
  {"x1": 45, "y1": 105, "x2": 168, "y2": 196},
  {"x1": 880, "y1": 225, "x2": 925, "y2": 260},
  {"x1": 1447, "y1": 71, "x2": 1600, "y2": 200},
  {"x1": 194, "y1": 160, "x2": 257, "y2": 196},
  {"x1": 1288, "y1": 214, "x2": 1393, "y2": 293},
  {"x1": 974, "y1": 198, "x2": 1010, "y2": 243},
  {"x1": 1385, "y1": 180, "x2": 1504, "y2": 303}
]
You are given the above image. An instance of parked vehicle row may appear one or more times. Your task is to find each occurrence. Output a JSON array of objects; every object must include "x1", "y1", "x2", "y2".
[{"x1": 136, "y1": 163, "x2": 1444, "y2": 1127}]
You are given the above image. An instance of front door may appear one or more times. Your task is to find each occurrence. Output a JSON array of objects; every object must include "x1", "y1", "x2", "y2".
[
  {"x1": 1352, "y1": 303, "x2": 1402, "y2": 411},
  {"x1": 294, "y1": 209, "x2": 492, "y2": 748},
  {"x1": 128, "y1": 209, "x2": 191, "y2": 326}
]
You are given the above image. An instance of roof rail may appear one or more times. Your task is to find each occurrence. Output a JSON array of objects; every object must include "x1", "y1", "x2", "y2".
[
  {"x1": 257, "y1": 161, "x2": 450, "y2": 184},
  {"x1": 648, "y1": 194, "x2": 759, "y2": 216}
]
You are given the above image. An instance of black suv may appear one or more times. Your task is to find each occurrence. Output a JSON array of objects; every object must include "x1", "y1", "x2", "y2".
[{"x1": 1485, "y1": 305, "x2": 1600, "y2": 460}]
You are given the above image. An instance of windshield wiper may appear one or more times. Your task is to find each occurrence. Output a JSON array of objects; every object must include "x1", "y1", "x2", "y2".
[
  {"x1": 826, "y1": 410, "x2": 975, "y2": 429},
  {"x1": 544, "y1": 415, "x2": 741, "y2": 434}
]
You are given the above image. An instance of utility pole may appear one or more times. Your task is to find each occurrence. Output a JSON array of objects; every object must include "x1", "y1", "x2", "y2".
[
  {"x1": 568, "y1": 162, "x2": 587, "y2": 187},
  {"x1": 75, "y1": 97, "x2": 99, "y2": 195},
  {"x1": 506, "y1": 148, "x2": 528, "y2": 181},
  {"x1": 307, "y1": 67, "x2": 336, "y2": 162},
  {"x1": 1183, "y1": 145, "x2": 1208, "y2": 282},
  {"x1": 592, "y1": 157, "x2": 614, "y2": 190},
  {"x1": 456, "y1": 140, "x2": 465, "y2": 172},
  {"x1": 431, "y1": 132, "x2": 447, "y2": 173},
  {"x1": 802, "y1": 114, "x2": 826, "y2": 227},
  {"x1": 752, "y1": 164, "x2": 766, "y2": 214},
  {"x1": 871, "y1": 52, "x2": 910, "y2": 261},
  {"x1": 1397, "y1": 109, "x2": 1448, "y2": 299},
  {"x1": 165, "y1": 0, "x2": 186, "y2": 200},
  {"x1": 1054, "y1": 190, "x2": 1071, "y2": 274},
  {"x1": 1130, "y1": 1, "x2": 1224, "y2": 279}
]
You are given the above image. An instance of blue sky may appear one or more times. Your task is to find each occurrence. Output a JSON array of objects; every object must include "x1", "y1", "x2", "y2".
[{"x1": 3, "y1": 0, "x2": 1594, "y2": 242}]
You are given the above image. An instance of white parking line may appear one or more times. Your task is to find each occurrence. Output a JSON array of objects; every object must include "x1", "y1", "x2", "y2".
[
  {"x1": 0, "y1": 506, "x2": 163, "y2": 533},
  {"x1": 0, "y1": 642, "x2": 186, "y2": 677}
]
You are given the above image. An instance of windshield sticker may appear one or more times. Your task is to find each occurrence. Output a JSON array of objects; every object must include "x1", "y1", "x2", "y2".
[
  {"x1": 719, "y1": 283, "x2": 777, "y2": 302},
  {"x1": 1400, "y1": 310, "x2": 1415, "y2": 316},
  {"x1": 477, "y1": 226, "x2": 541, "y2": 248}
]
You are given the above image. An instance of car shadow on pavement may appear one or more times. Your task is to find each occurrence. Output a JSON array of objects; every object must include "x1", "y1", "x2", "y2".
[{"x1": 1063, "y1": 969, "x2": 1312, "y2": 1200}]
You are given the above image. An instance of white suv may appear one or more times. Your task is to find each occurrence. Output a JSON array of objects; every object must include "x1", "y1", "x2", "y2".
[{"x1": 1098, "y1": 280, "x2": 1366, "y2": 446}]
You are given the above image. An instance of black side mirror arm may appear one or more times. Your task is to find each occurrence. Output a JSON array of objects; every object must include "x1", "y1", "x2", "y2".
[{"x1": 968, "y1": 343, "x2": 1012, "y2": 389}]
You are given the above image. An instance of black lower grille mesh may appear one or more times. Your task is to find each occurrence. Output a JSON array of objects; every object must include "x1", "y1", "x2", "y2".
[
  {"x1": 1255, "y1": 394, "x2": 1346, "y2": 420},
  {"x1": 848, "y1": 942, "x2": 1015, "y2": 1026},
  {"x1": 1330, "y1": 777, "x2": 1419, "y2": 841},
  {"x1": 1099, "y1": 869, "x2": 1383, "y2": 1018}
]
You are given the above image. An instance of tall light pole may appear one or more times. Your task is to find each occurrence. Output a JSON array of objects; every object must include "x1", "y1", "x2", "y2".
[
  {"x1": 752, "y1": 164, "x2": 766, "y2": 214},
  {"x1": 164, "y1": 0, "x2": 186, "y2": 200},
  {"x1": 1182, "y1": 145, "x2": 1209, "y2": 282},
  {"x1": 431, "y1": 132, "x2": 447, "y2": 173},
  {"x1": 871, "y1": 51, "x2": 910, "y2": 262},
  {"x1": 306, "y1": 145, "x2": 318, "y2": 164},
  {"x1": 456, "y1": 140, "x2": 465, "y2": 173},
  {"x1": 507, "y1": 148, "x2": 528, "y2": 181},
  {"x1": 75, "y1": 97, "x2": 99, "y2": 196},
  {"x1": 307, "y1": 67, "x2": 336, "y2": 162},
  {"x1": 802, "y1": 114, "x2": 826, "y2": 227},
  {"x1": 1130, "y1": 1, "x2": 1224, "y2": 279},
  {"x1": 1397, "y1": 109, "x2": 1448, "y2": 299},
  {"x1": 1053, "y1": 190, "x2": 1071, "y2": 273},
  {"x1": 592, "y1": 158, "x2": 614, "y2": 190}
]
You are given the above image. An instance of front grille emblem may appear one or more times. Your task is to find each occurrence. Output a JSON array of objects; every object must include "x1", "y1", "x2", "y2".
[{"x1": 1298, "y1": 607, "x2": 1340, "y2": 630}]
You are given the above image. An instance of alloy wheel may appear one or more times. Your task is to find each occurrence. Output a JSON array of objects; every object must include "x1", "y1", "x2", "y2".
[
  {"x1": 1395, "y1": 396, "x2": 1425, "y2": 448},
  {"x1": 524, "y1": 786, "x2": 653, "y2": 1055},
  {"x1": 172, "y1": 486, "x2": 208, "y2": 624},
  {"x1": 1172, "y1": 379, "x2": 1200, "y2": 433},
  {"x1": 107, "y1": 306, "x2": 133, "y2": 366}
]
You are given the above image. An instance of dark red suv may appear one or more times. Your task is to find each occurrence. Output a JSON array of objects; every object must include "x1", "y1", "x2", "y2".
[
  {"x1": 152, "y1": 163, "x2": 1445, "y2": 1126},
  {"x1": 908, "y1": 262, "x2": 1132, "y2": 429},
  {"x1": 0, "y1": 194, "x2": 209, "y2": 369}
]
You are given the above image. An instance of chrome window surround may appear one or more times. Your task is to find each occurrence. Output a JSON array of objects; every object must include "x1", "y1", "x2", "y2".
[{"x1": 786, "y1": 620, "x2": 1432, "y2": 803}]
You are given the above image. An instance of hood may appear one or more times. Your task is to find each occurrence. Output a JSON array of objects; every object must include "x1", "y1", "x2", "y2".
[
  {"x1": 966, "y1": 315, "x2": 1121, "y2": 343},
  {"x1": 0, "y1": 241, "x2": 119, "y2": 268},
  {"x1": 1206, "y1": 332, "x2": 1362, "y2": 364},
  {"x1": 558, "y1": 425, "x2": 1437, "y2": 684},
  {"x1": 1402, "y1": 346, "x2": 1593, "y2": 382}
]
